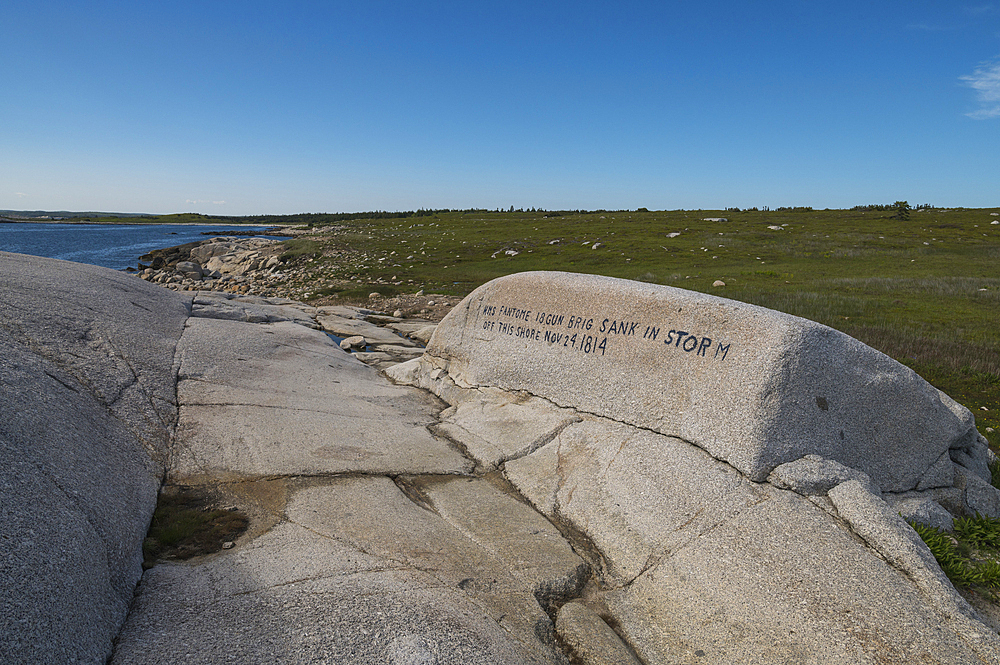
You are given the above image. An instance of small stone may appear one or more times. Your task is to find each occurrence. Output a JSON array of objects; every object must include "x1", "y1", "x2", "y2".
[
  {"x1": 415, "y1": 290, "x2": 424, "y2": 296},
  {"x1": 340, "y1": 335, "x2": 366, "y2": 350},
  {"x1": 222, "y1": 541, "x2": 234, "y2": 550},
  {"x1": 592, "y1": 243, "x2": 602, "y2": 249},
  {"x1": 393, "y1": 310, "x2": 403, "y2": 318},
  {"x1": 713, "y1": 280, "x2": 726, "y2": 287},
  {"x1": 428, "y1": 300, "x2": 435, "y2": 306},
  {"x1": 369, "y1": 292, "x2": 380, "y2": 300}
]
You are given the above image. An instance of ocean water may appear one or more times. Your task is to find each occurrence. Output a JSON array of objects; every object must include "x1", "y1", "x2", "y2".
[{"x1": 0, "y1": 223, "x2": 283, "y2": 271}]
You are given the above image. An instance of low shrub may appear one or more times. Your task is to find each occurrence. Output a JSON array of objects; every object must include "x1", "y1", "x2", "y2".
[{"x1": 279, "y1": 238, "x2": 323, "y2": 262}]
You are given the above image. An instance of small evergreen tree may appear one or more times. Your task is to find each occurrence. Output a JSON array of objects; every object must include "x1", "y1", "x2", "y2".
[{"x1": 894, "y1": 201, "x2": 911, "y2": 220}]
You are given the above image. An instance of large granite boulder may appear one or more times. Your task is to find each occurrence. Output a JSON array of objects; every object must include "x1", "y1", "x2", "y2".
[
  {"x1": 408, "y1": 270, "x2": 988, "y2": 495},
  {"x1": 387, "y1": 270, "x2": 1000, "y2": 663},
  {"x1": 0, "y1": 252, "x2": 191, "y2": 664}
]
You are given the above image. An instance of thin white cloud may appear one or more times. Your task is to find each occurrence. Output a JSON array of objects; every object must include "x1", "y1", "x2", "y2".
[
  {"x1": 961, "y1": 59, "x2": 1000, "y2": 119},
  {"x1": 964, "y1": 4, "x2": 995, "y2": 15},
  {"x1": 185, "y1": 199, "x2": 227, "y2": 205},
  {"x1": 212, "y1": 200, "x2": 226, "y2": 205},
  {"x1": 15, "y1": 192, "x2": 27, "y2": 197},
  {"x1": 906, "y1": 22, "x2": 956, "y2": 31}
]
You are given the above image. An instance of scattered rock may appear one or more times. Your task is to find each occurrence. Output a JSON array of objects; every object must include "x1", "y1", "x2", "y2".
[
  {"x1": 175, "y1": 261, "x2": 204, "y2": 279},
  {"x1": 768, "y1": 454, "x2": 881, "y2": 497},
  {"x1": 712, "y1": 280, "x2": 726, "y2": 287},
  {"x1": 318, "y1": 313, "x2": 416, "y2": 347},
  {"x1": 411, "y1": 325, "x2": 437, "y2": 344},
  {"x1": 340, "y1": 335, "x2": 366, "y2": 350},
  {"x1": 886, "y1": 496, "x2": 955, "y2": 532}
]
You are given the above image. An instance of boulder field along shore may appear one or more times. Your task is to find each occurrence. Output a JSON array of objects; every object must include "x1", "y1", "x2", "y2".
[
  {"x1": 2, "y1": 253, "x2": 1000, "y2": 664},
  {"x1": 134, "y1": 235, "x2": 295, "y2": 297}
]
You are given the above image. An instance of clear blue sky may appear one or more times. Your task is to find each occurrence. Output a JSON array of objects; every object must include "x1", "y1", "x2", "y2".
[{"x1": 3, "y1": 1, "x2": 999, "y2": 215}]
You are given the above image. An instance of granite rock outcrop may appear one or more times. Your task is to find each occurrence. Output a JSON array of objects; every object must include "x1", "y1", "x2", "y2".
[{"x1": 4, "y1": 259, "x2": 1000, "y2": 664}]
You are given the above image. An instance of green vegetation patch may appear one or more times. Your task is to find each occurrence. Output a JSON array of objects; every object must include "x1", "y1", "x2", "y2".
[
  {"x1": 913, "y1": 514, "x2": 1000, "y2": 591},
  {"x1": 279, "y1": 238, "x2": 323, "y2": 262},
  {"x1": 142, "y1": 488, "x2": 249, "y2": 568},
  {"x1": 912, "y1": 464, "x2": 1000, "y2": 594}
]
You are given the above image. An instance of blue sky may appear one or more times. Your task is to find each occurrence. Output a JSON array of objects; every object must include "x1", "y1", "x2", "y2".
[{"x1": 2, "y1": 1, "x2": 999, "y2": 215}]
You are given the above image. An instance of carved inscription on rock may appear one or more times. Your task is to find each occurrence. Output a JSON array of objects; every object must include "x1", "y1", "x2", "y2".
[{"x1": 479, "y1": 303, "x2": 732, "y2": 361}]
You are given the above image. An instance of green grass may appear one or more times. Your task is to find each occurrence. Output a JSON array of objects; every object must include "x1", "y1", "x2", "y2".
[
  {"x1": 269, "y1": 206, "x2": 1000, "y2": 450},
  {"x1": 278, "y1": 238, "x2": 323, "y2": 262}
]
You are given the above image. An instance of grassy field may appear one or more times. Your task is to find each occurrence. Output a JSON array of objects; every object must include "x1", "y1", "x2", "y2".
[{"x1": 270, "y1": 206, "x2": 999, "y2": 449}]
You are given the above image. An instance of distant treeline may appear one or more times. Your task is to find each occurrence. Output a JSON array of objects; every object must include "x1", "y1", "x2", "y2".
[
  {"x1": 852, "y1": 203, "x2": 934, "y2": 211},
  {"x1": 227, "y1": 208, "x2": 632, "y2": 224},
  {"x1": 232, "y1": 209, "x2": 452, "y2": 224}
]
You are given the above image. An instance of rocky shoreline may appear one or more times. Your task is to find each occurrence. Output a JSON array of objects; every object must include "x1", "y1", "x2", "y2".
[
  {"x1": 135, "y1": 236, "x2": 294, "y2": 297},
  {"x1": 133, "y1": 233, "x2": 461, "y2": 320},
  {"x1": 132, "y1": 233, "x2": 459, "y2": 371}
]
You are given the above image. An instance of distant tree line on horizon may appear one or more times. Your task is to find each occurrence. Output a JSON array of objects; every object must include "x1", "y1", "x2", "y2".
[{"x1": 851, "y1": 202, "x2": 934, "y2": 212}]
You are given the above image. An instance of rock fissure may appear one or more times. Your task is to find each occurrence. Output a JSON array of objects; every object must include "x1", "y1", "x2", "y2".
[
  {"x1": 42, "y1": 369, "x2": 81, "y2": 394},
  {"x1": 503, "y1": 416, "x2": 584, "y2": 467}
]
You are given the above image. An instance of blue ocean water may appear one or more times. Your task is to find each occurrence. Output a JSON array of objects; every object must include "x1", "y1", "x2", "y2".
[{"x1": 0, "y1": 223, "x2": 283, "y2": 271}]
